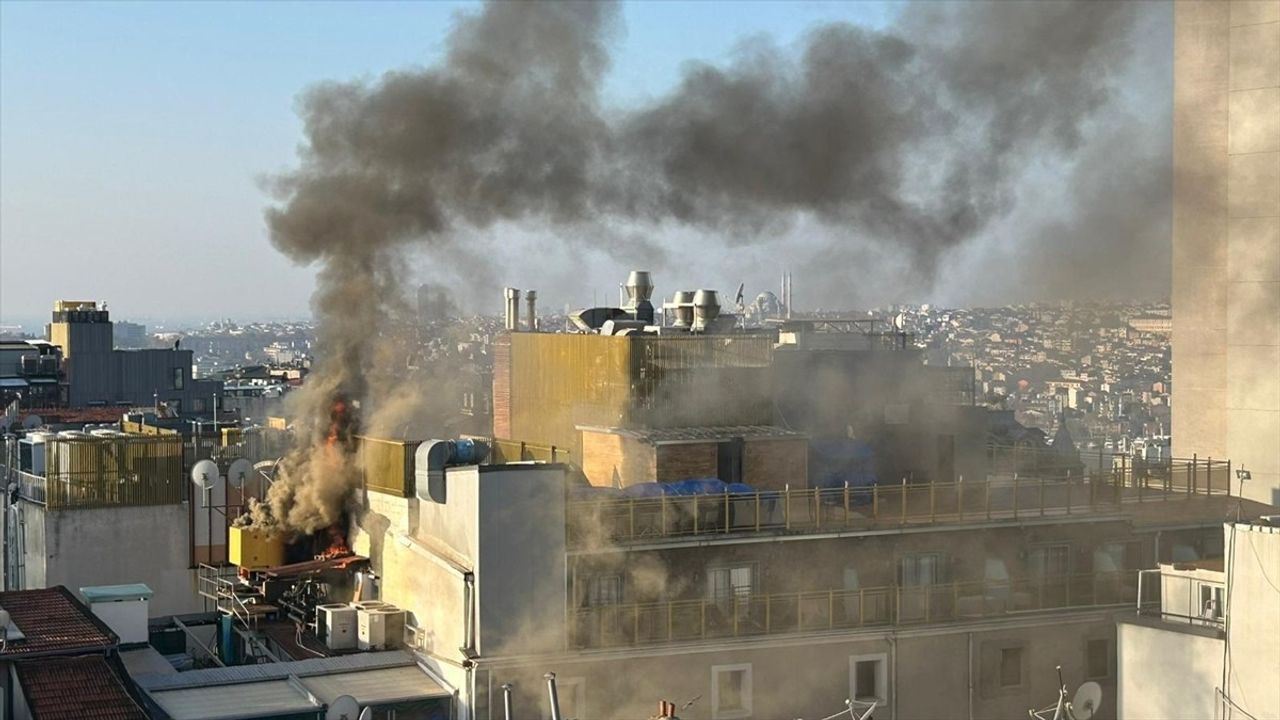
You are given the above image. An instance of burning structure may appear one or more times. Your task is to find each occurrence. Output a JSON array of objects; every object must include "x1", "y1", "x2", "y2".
[{"x1": 330, "y1": 270, "x2": 1275, "y2": 719}]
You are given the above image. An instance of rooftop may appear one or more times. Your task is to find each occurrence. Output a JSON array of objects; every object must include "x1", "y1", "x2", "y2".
[
  {"x1": 0, "y1": 586, "x2": 118, "y2": 658},
  {"x1": 13, "y1": 655, "x2": 148, "y2": 720}
]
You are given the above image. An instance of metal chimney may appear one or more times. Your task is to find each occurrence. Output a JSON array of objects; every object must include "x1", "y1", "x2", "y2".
[
  {"x1": 525, "y1": 290, "x2": 538, "y2": 331},
  {"x1": 691, "y1": 289, "x2": 720, "y2": 332},
  {"x1": 501, "y1": 683, "x2": 514, "y2": 720},
  {"x1": 671, "y1": 290, "x2": 695, "y2": 329},
  {"x1": 504, "y1": 288, "x2": 521, "y2": 332},
  {"x1": 545, "y1": 673, "x2": 563, "y2": 720},
  {"x1": 625, "y1": 271, "x2": 653, "y2": 305}
]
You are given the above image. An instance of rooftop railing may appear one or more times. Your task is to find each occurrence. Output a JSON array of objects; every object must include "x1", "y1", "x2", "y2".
[
  {"x1": 567, "y1": 456, "x2": 1232, "y2": 546},
  {"x1": 1134, "y1": 568, "x2": 1225, "y2": 629},
  {"x1": 4, "y1": 435, "x2": 186, "y2": 510},
  {"x1": 570, "y1": 571, "x2": 1137, "y2": 649}
]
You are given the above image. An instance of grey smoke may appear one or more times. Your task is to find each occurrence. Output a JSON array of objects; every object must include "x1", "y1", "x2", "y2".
[{"x1": 262, "y1": 0, "x2": 1166, "y2": 532}]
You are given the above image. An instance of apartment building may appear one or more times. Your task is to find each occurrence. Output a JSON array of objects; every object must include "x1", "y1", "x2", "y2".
[
  {"x1": 1118, "y1": 518, "x2": 1279, "y2": 720},
  {"x1": 349, "y1": 291, "x2": 1271, "y2": 719}
]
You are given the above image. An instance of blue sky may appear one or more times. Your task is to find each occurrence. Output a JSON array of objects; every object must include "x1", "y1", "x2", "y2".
[{"x1": 0, "y1": 0, "x2": 899, "y2": 329}]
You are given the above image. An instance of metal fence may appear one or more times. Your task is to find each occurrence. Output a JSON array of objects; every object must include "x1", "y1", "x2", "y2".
[
  {"x1": 567, "y1": 457, "x2": 1233, "y2": 545},
  {"x1": 571, "y1": 571, "x2": 1137, "y2": 649},
  {"x1": 6, "y1": 435, "x2": 185, "y2": 510}
]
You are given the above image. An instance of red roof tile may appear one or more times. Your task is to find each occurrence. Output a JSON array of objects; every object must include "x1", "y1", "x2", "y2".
[
  {"x1": 0, "y1": 586, "x2": 117, "y2": 657},
  {"x1": 14, "y1": 655, "x2": 148, "y2": 720}
]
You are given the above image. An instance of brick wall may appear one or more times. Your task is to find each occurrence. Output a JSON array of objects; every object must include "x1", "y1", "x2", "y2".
[{"x1": 744, "y1": 437, "x2": 809, "y2": 490}]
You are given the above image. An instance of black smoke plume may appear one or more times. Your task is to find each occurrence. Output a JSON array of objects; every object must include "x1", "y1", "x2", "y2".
[{"x1": 262, "y1": 0, "x2": 1161, "y2": 532}]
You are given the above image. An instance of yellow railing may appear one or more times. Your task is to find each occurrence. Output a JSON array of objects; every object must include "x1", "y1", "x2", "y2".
[
  {"x1": 570, "y1": 571, "x2": 1137, "y2": 649},
  {"x1": 7, "y1": 435, "x2": 185, "y2": 510},
  {"x1": 567, "y1": 457, "x2": 1233, "y2": 545}
]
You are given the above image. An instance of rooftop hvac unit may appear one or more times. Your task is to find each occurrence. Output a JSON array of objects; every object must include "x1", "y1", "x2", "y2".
[
  {"x1": 357, "y1": 605, "x2": 405, "y2": 650},
  {"x1": 319, "y1": 603, "x2": 357, "y2": 651}
]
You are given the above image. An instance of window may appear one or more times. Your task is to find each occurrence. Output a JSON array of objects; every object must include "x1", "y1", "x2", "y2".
[
  {"x1": 1000, "y1": 647, "x2": 1023, "y2": 687},
  {"x1": 585, "y1": 575, "x2": 622, "y2": 607},
  {"x1": 900, "y1": 553, "x2": 944, "y2": 586},
  {"x1": 849, "y1": 653, "x2": 888, "y2": 705},
  {"x1": 1085, "y1": 638, "x2": 1111, "y2": 679},
  {"x1": 172, "y1": 367, "x2": 185, "y2": 390},
  {"x1": 711, "y1": 664, "x2": 752, "y2": 719},
  {"x1": 1028, "y1": 544, "x2": 1071, "y2": 577},
  {"x1": 708, "y1": 565, "x2": 755, "y2": 605},
  {"x1": 1199, "y1": 583, "x2": 1224, "y2": 621}
]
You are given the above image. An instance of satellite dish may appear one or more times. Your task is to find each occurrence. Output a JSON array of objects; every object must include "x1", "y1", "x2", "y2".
[
  {"x1": 326, "y1": 695, "x2": 361, "y2": 720},
  {"x1": 22, "y1": 415, "x2": 42, "y2": 430},
  {"x1": 190, "y1": 459, "x2": 220, "y2": 490},
  {"x1": 1070, "y1": 681, "x2": 1103, "y2": 720},
  {"x1": 358, "y1": 709, "x2": 373, "y2": 720},
  {"x1": 226, "y1": 458, "x2": 253, "y2": 489}
]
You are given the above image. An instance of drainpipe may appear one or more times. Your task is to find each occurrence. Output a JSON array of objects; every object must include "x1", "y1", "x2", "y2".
[
  {"x1": 464, "y1": 572, "x2": 476, "y2": 654},
  {"x1": 502, "y1": 683, "x2": 514, "y2": 720},
  {"x1": 967, "y1": 632, "x2": 974, "y2": 720},
  {"x1": 889, "y1": 634, "x2": 898, "y2": 720}
]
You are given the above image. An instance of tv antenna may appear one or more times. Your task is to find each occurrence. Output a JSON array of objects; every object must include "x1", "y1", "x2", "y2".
[{"x1": 1028, "y1": 666, "x2": 1102, "y2": 720}]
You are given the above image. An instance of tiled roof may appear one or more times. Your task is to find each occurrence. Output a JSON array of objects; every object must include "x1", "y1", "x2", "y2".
[
  {"x1": 0, "y1": 586, "x2": 117, "y2": 657},
  {"x1": 14, "y1": 655, "x2": 148, "y2": 720}
]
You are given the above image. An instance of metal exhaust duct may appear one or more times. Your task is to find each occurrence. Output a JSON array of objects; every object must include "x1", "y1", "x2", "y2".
[
  {"x1": 625, "y1": 270, "x2": 655, "y2": 324},
  {"x1": 671, "y1": 290, "x2": 695, "y2": 329},
  {"x1": 504, "y1": 288, "x2": 521, "y2": 332},
  {"x1": 545, "y1": 673, "x2": 563, "y2": 720},
  {"x1": 691, "y1": 289, "x2": 720, "y2": 332},
  {"x1": 525, "y1": 290, "x2": 538, "y2": 331}
]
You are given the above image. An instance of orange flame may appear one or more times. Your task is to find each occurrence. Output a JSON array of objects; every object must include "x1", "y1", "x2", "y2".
[{"x1": 315, "y1": 525, "x2": 351, "y2": 561}]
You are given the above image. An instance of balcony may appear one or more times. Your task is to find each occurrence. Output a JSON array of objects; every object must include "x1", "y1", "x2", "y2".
[
  {"x1": 4, "y1": 435, "x2": 185, "y2": 510},
  {"x1": 567, "y1": 457, "x2": 1233, "y2": 547},
  {"x1": 571, "y1": 571, "x2": 1137, "y2": 649},
  {"x1": 1133, "y1": 565, "x2": 1226, "y2": 630}
]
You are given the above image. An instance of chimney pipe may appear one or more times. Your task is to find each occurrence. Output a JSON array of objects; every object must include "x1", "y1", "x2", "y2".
[
  {"x1": 504, "y1": 288, "x2": 521, "y2": 332},
  {"x1": 545, "y1": 673, "x2": 563, "y2": 720},
  {"x1": 502, "y1": 683, "x2": 514, "y2": 720},
  {"x1": 525, "y1": 290, "x2": 538, "y2": 332}
]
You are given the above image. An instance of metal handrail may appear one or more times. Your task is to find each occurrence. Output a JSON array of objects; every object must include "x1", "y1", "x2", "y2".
[
  {"x1": 567, "y1": 458, "x2": 1233, "y2": 545},
  {"x1": 570, "y1": 571, "x2": 1137, "y2": 649}
]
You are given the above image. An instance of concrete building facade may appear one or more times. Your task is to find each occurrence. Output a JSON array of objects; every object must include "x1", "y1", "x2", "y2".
[
  {"x1": 1118, "y1": 519, "x2": 1280, "y2": 720},
  {"x1": 1172, "y1": 1, "x2": 1280, "y2": 505}
]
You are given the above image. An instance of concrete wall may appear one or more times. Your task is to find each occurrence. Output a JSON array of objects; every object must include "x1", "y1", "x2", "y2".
[
  {"x1": 22, "y1": 503, "x2": 200, "y2": 616},
  {"x1": 1118, "y1": 620, "x2": 1223, "y2": 720},
  {"x1": 476, "y1": 465, "x2": 567, "y2": 656},
  {"x1": 479, "y1": 613, "x2": 1119, "y2": 720},
  {"x1": 1224, "y1": 521, "x2": 1280, "y2": 719},
  {"x1": 1172, "y1": 0, "x2": 1280, "y2": 505}
]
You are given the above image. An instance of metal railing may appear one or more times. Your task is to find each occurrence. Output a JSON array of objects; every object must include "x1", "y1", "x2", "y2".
[
  {"x1": 567, "y1": 457, "x2": 1232, "y2": 545},
  {"x1": 10, "y1": 466, "x2": 184, "y2": 509},
  {"x1": 1135, "y1": 568, "x2": 1225, "y2": 629},
  {"x1": 571, "y1": 571, "x2": 1137, "y2": 649}
]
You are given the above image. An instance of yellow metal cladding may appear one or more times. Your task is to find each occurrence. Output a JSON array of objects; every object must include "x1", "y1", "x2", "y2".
[
  {"x1": 43, "y1": 434, "x2": 184, "y2": 509},
  {"x1": 504, "y1": 332, "x2": 775, "y2": 460},
  {"x1": 358, "y1": 435, "x2": 421, "y2": 498}
]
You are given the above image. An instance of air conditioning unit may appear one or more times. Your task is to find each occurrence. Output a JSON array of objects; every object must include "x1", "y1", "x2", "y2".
[
  {"x1": 358, "y1": 605, "x2": 406, "y2": 650},
  {"x1": 319, "y1": 604, "x2": 357, "y2": 651}
]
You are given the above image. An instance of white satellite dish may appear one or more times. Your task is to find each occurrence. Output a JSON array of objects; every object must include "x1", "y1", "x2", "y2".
[
  {"x1": 22, "y1": 415, "x2": 42, "y2": 430},
  {"x1": 190, "y1": 459, "x2": 220, "y2": 490},
  {"x1": 326, "y1": 695, "x2": 361, "y2": 720},
  {"x1": 226, "y1": 458, "x2": 253, "y2": 489},
  {"x1": 358, "y1": 708, "x2": 373, "y2": 720},
  {"x1": 1070, "y1": 681, "x2": 1103, "y2": 720}
]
